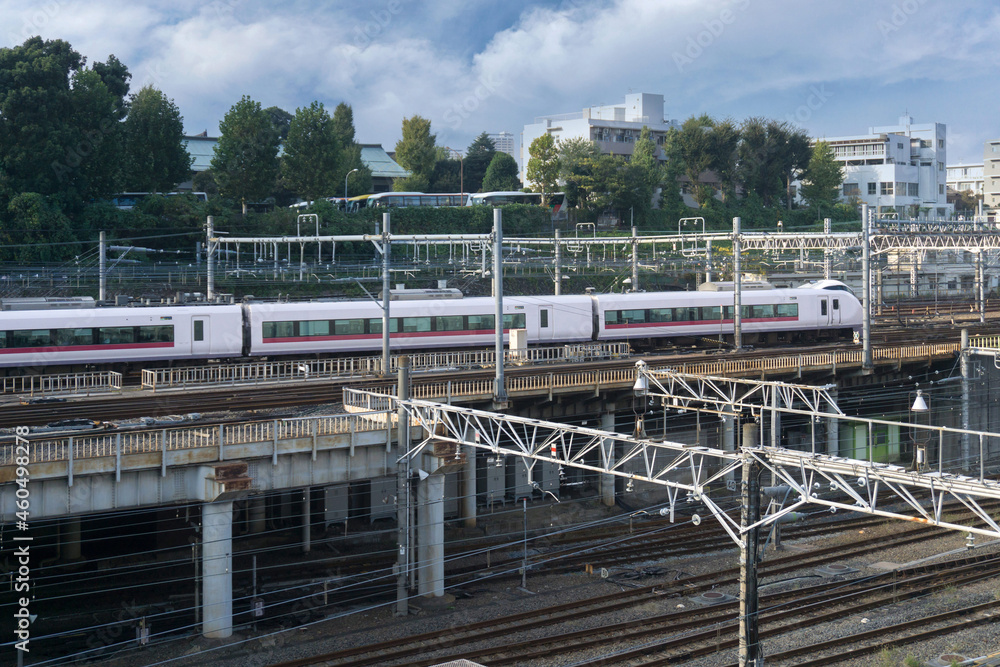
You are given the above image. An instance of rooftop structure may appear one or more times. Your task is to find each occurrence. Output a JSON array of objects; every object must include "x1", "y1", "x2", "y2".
[
  {"x1": 985, "y1": 139, "x2": 1000, "y2": 211},
  {"x1": 520, "y1": 93, "x2": 680, "y2": 181}
]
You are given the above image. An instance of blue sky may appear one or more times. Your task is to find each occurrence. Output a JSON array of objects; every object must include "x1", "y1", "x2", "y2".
[{"x1": 2, "y1": 0, "x2": 999, "y2": 164}]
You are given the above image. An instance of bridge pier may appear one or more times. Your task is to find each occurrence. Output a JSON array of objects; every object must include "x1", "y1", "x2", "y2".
[
  {"x1": 417, "y1": 472, "x2": 445, "y2": 597},
  {"x1": 601, "y1": 412, "x2": 616, "y2": 506},
  {"x1": 301, "y1": 487, "x2": 311, "y2": 554},
  {"x1": 202, "y1": 500, "x2": 234, "y2": 638},
  {"x1": 827, "y1": 387, "x2": 839, "y2": 456}
]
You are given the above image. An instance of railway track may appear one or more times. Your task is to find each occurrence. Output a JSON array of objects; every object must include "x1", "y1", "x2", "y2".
[{"x1": 267, "y1": 520, "x2": 987, "y2": 667}]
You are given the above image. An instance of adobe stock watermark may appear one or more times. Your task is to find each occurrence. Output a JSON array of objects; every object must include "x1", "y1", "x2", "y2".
[
  {"x1": 443, "y1": 72, "x2": 505, "y2": 130},
  {"x1": 6, "y1": 0, "x2": 64, "y2": 45},
  {"x1": 785, "y1": 84, "x2": 833, "y2": 127},
  {"x1": 877, "y1": 0, "x2": 929, "y2": 38},
  {"x1": 673, "y1": 0, "x2": 752, "y2": 73},
  {"x1": 207, "y1": 0, "x2": 243, "y2": 20},
  {"x1": 352, "y1": 0, "x2": 403, "y2": 50}
]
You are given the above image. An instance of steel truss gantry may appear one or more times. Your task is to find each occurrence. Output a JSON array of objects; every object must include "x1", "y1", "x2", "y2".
[{"x1": 386, "y1": 366, "x2": 1000, "y2": 547}]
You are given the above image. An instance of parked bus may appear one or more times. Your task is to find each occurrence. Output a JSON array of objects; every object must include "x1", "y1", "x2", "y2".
[
  {"x1": 346, "y1": 192, "x2": 468, "y2": 212},
  {"x1": 467, "y1": 191, "x2": 567, "y2": 220}
]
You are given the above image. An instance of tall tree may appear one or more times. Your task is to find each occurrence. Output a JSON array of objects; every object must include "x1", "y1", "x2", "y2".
[
  {"x1": 281, "y1": 101, "x2": 340, "y2": 206},
  {"x1": 800, "y1": 141, "x2": 844, "y2": 212},
  {"x1": 708, "y1": 119, "x2": 740, "y2": 203},
  {"x1": 737, "y1": 118, "x2": 811, "y2": 208},
  {"x1": 211, "y1": 95, "x2": 280, "y2": 214},
  {"x1": 264, "y1": 106, "x2": 293, "y2": 141},
  {"x1": 464, "y1": 132, "x2": 497, "y2": 193},
  {"x1": 630, "y1": 126, "x2": 663, "y2": 215},
  {"x1": 526, "y1": 133, "x2": 559, "y2": 204},
  {"x1": 676, "y1": 114, "x2": 716, "y2": 207},
  {"x1": 558, "y1": 137, "x2": 599, "y2": 212},
  {"x1": 0, "y1": 37, "x2": 130, "y2": 206},
  {"x1": 331, "y1": 103, "x2": 371, "y2": 198},
  {"x1": 122, "y1": 85, "x2": 192, "y2": 192},
  {"x1": 393, "y1": 115, "x2": 436, "y2": 191},
  {"x1": 481, "y1": 152, "x2": 521, "y2": 192}
]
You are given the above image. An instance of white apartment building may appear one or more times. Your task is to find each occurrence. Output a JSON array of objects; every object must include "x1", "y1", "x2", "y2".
[
  {"x1": 985, "y1": 139, "x2": 1000, "y2": 210},
  {"x1": 811, "y1": 116, "x2": 951, "y2": 219},
  {"x1": 946, "y1": 163, "x2": 984, "y2": 196},
  {"x1": 488, "y1": 131, "x2": 516, "y2": 158},
  {"x1": 520, "y1": 93, "x2": 680, "y2": 181}
]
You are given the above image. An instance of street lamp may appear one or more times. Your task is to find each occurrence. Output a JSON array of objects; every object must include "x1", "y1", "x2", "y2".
[
  {"x1": 344, "y1": 168, "x2": 359, "y2": 208},
  {"x1": 910, "y1": 388, "x2": 930, "y2": 470}
]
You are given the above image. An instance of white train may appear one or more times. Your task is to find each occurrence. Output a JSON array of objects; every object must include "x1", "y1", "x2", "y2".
[{"x1": 0, "y1": 283, "x2": 862, "y2": 371}]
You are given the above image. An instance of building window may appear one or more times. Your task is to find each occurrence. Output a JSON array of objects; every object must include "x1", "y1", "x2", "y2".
[
  {"x1": 908, "y1": 183, "x2": 919, "y2": 197},
  {"x1": 868, "y1": 182, "x2": 877, "y2": 195},
  {"x1": 897, "y1": 142, "x2": 904, "y2": 150},
  {"x1": 939, "y1": 184, "x2": 945, "y2": 195},
  {"x1": 881, "y1": 182, "x2": 893, "y2": 196},
  {"x1": 939, "y1": 139, "x2": 945, "y2": 149},
  {"x1": 895, "y1": 181, "x2": 905, "y2": 194},
  {"x1": 938, "y1": 162, "x2": 944, "y2": 171},
  {"x1": 843, "y1": 183, "x2": 860, "y2": 196}
]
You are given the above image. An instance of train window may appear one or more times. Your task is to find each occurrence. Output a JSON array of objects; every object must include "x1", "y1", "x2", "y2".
[
  {"x1": 11, "y1": 330, "x2": 52, "y2": 347},
  {"x1": 100, "y1": 326, "x2": 135, "y2": 344},
  {"x1": 193, "y1": 320, "x2": 204, "y2": 342},
  {"x1": 701, "y1": 306, "x2": 722, "y2": 321},
  {"x1": 821, "y1": 301, "x2": 828, "y2": 316},
  {"x1": 402, "y1": 317, "x2": 431, "y2": 333},
  {"x1": 723, "y1": 306, "x2": 732, "y2": 320},
  {"x1": 605, "y1": 311, "x2": 620, "y2": 325},
  {"x1": 540, "y1": 310, "x2": 549, "y2": 328},
  {"x1": 650, "y1": 308, "x2": 673, "y2": 323},
  {"x1": 621, "y1": 309, "x2": 646, "y2": 324},
  {"x1": 137, "y1": 326, "x2": 173, "y2": 343},
  {"x1": 264, "y1": 321, "x2": 294, "y2": 338},
  {"x1": 776, "y1": 304, "x2": 798, "y2": 318},
  {"x1": 468, "y1": 314, "x2": 493, "y2": 330},
  {"x1": 333, "y1": 319, "x2": 363, "y2": 335},
  {"x1": 0, "y1": 331, "x2": 5, "y2": 348},
  {"x1": 435, "y1": 315, "x2": 465, "y2": 331},
  {"x1": 367, "y1": 318, "x2": 400, "y2": 334},
  {"x1": 502, "y1": 313, "x2": 526, "y2": 329},
  {"x1": 302, "y1": 320, "x2": 331, "y2": 336},
  {"x1": 833, "y1": 299, "x2": 839, "y2": 310},
  {"x1": 676, "y1": 308, "x2": 698, "y2": 322},
  {"x1": 751, "y1": 305, "x2": 775, "y2": 319}
]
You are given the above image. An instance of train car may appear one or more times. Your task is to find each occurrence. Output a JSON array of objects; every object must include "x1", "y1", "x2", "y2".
[
  {"x1": 594, "y1": 285, "x2": 861, "y2": 347},
  {"x1": 245, "y1": 295, "x2": 594, "y2": 356},
  {"x1": 0, "y1": 305, "x2": 244, "y2": 370}
]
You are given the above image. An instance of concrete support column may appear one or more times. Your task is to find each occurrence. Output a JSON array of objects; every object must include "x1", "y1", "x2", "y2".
[
  {"x1": 462, "y1": 447, "x2": 477, "y2": 529},
  {"x1": 722, "y1": 412, "x2": 736, "y2": 489},
  {"x1": 416, "y1": 473, "x2": 445, "y2": 597},
  {"x1": 202, "y1": 501, "x2": 234, "y2": 639},
  {"x1": 826, "y1": 387, "x2": 839, "y2": 456},
  {"x1": 301, "y1": 488, "x2": 311, "y2": 554},
  {"x1": 600, "y1": 412, "x2": 616, "y2": 507},
  {"x1": 63, "y1": 517, "x2": 82, "y2": 561},
  {"x1": 249, "y1": 497, "x2": 266, "y2": 534}
]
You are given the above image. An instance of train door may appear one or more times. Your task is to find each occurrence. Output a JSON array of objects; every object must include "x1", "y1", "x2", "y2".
[
  {"x1": 819, "y1": 297, "x2": 830, "y2": 326},
  {"x1": 830, "y1": 297, "x2": 842, "y2": 325},
  {"x1": 538, "y1": 305, "x2": 555, "y2": 341},
  {"x1": 192, "y1": 316, "x2": 210, "y2": 355}
]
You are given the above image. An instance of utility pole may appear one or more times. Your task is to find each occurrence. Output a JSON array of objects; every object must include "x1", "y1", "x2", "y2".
[
  {"x1": 739, "y1": 421, "x2": 761, "y2": 666},
  {"x1": 381, "y1": 212, "x2": 391, "y2": 375},
  {"x1": 396, "y1": 356, "x2": 411, "y2": 615}
]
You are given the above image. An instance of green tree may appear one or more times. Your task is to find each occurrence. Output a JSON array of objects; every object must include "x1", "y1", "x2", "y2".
[
  {"x1": 464, "y1": 132, "x2": 496, "y2": 193},
  {"x1": 281, "y1": 101, "x2": 340, "y2": 206},
  {"x1": 708, "y1": 119, "x2": 740, "y2": 203},
  {"x1": 393, "y1": 115, "x2": 436, "y2": 190},
  {"x1": 677, "y1": 114, "x2": 716, "y2": 207},
  {"x1": 211, "y1": 95, "x2": 280, "y2": 214},
  {"x1": 800, "y1": 141, "x2": 844, "y2": 212},
  {"x1": 737, "y1": 118, "x2": 810, "y2": 209},
  {"x1": 331, "y1": 103, "x2": 372, "y2": 197},
  {"x1": 526, "y1": 133, "x2": 560, "y2": 204},
  {"x1": 122, "y1": 85, "x2": 192, "y2": 192},
  {"x1": 481, "y1": 152, "x2": 521, "y2": 192},
  {"x1": 659, "y1": 127, "x2": 687, "y2": 220},
  {"x1": 558, "y1": 137, "x2": 600, "y2": 212},
  {"x1": 0, "y1": 37, "x2": 130, "y2": 207},
  {"x1": 264, "y1": 106, "x2": 293, "y2": 141},
  {"x1": 0, "y1": 192, "x2": 77, "y2": 262},
  {"x1": 630, "y1": 126, "x2": 662, "y2": 215}
]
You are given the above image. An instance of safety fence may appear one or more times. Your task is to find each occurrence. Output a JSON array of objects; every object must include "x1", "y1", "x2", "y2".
[{"x1": 1, "y1": 372, "x2": 122, "y2": 398}]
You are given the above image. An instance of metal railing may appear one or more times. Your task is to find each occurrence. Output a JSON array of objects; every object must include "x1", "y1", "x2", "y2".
[
  {"x1": 140, "y1": 343, "x2": 631, "y2": 391},
  {"x1": 1, "y1": 371, "x2": 123, "y2": 397},
  {"x1": 2, "y1": 412, "x2": 387, "y2": 467}
]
